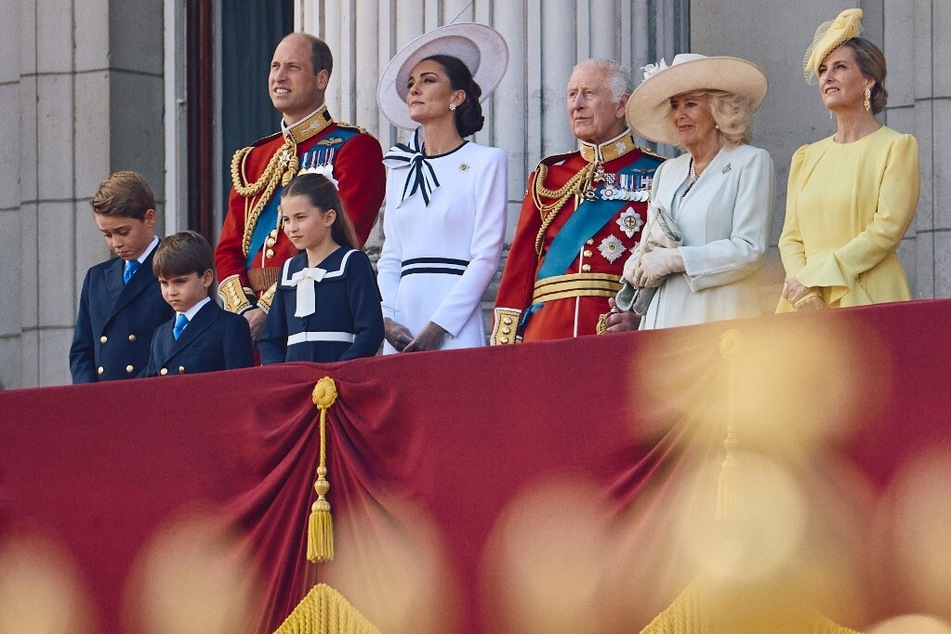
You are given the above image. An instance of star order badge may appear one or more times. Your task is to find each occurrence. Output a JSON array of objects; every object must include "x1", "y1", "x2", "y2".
[
  {"x1": 598, "y1": 234, "x2": 626, "y2": 263},
  {"x1": 616, "y1": 207, "x2": 644, "y2": 238}
]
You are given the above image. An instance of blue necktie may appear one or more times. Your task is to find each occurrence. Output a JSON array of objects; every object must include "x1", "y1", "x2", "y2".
[
  {"x1": 123, "y1": 259, "x2": 140, "y2": 284},
  {"x1": 173, "y1": 313, "x2": 188, "y2": 340}
]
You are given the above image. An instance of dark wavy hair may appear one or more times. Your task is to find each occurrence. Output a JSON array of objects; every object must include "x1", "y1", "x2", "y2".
[
  {"x1": 841, "y1": 37, "x2": 888, "y2": 114},
  {"x1": 282, "y1": 174, "x2": 358, "y2": 249},
  {"x1": 423, "y1": 54, "x2": 485, "y2": 137}
]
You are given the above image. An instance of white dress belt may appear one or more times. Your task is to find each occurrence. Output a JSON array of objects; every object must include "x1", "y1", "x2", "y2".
[{"x1": 287, "y1": 331, "x2": 356, "y2": 345}]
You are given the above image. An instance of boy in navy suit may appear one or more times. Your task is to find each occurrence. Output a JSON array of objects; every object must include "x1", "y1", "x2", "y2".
[
  {"x1": 70, "y1": 171, "x2": 174, "y2": 383},
  {"x1": 144, "y1": 231, "x2": 253, "y2": 377}
]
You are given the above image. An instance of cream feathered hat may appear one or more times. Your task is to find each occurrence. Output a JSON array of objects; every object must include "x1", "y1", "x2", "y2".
[
  {"x1": 377, "y1": 23, "x2": 509, "y2": 130},
  {"x1": 625, "y1": 53, "x2": 768, "y2": 146}
]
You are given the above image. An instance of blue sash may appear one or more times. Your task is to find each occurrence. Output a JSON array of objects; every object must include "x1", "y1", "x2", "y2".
[
  {"x1": 520, "y1": 154, "x2": 659, "y2": 326},
  {"x1": 246, "y1": 129, "x2": 358, "y2": 269}
]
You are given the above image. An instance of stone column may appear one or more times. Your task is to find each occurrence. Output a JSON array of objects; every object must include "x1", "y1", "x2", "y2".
[
  {"x1": 297, "y1": 0, "x2": 688, "y2": 327},
  {"x1": 693, "y1": 0, "x2": 941, "y2": 304},
  {"x1": 0, "y1": 0, "x2": 164, "y2": 388}
]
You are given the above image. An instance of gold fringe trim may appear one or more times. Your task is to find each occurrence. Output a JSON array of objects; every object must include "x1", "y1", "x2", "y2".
[
  {"x1": 308, "y1": 377, "x2": 338, "y2": 563},
  {"x1": 274, "y1": 583, "x2": 380, "y2": 634},
  {"x1": 639, "y1": 579, "x2": 862, "y2": 633}
]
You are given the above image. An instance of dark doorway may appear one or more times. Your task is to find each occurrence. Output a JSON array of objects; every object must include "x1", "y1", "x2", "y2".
[{"x1": 187, "y1": 0, "x2": 293, "y2": 242}]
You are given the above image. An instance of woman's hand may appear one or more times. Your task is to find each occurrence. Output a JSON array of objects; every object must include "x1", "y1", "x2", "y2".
[
  {"x1": 633, "y1": 247, "x2": 685, "y2": 288},
  {"x1": 782, "y1": 276, "x2": 813, "y2": 304},
  {"x1": 783, "y1": 276, "x2": 826, "y2": 310},
  {"x1": 794, "y1": 295, "x2": 826, "y2": 311},
  {"x1": 403, "y1": 321, "x2": 447, "y2": 353},
  {"x1": 622, "y1": 248, "x2": 640, "y2": 286},
  {"x1": 384, "y1": 318, "x2": 415, "y2": 352}
]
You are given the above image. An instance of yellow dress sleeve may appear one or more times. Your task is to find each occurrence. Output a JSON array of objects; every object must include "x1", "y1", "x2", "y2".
[
  {"x1": 780, "y1": 132, "x2": 919, "y2": 308},
  {"x1": 822, "y1": 134, "x2": 919, "y2": 300}
]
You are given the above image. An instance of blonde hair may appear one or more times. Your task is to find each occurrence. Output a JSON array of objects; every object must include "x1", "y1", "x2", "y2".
[{"x1": 681, "y1": 89, "x2": 753, "y2": 148}]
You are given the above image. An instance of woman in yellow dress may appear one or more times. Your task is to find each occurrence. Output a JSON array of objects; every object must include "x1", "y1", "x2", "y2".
[{"x1": 777, "y1": 8, "x2": 919, "y2": 312}]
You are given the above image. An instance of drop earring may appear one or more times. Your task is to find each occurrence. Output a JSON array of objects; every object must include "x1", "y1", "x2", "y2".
[{"x1": 863, "y1": 87, "x2": 871, "y2": 112}]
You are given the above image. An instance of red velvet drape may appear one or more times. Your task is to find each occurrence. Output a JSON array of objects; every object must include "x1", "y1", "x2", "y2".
[{"x1": 2, "y1": 299, "x2": 951, "y2": 632}]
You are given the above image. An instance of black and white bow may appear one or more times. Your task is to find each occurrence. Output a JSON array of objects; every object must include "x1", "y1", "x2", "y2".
[{"x1": 383, "y1": 129, "x2": 440, "y2": 207}]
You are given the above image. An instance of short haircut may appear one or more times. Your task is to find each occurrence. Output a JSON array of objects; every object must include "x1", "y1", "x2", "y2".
[
  {"x1": 841, "y1": 37, "x2": 888, "y2": 114},
  {"x1": 152, "y1": 230, "x2": 215, "y2": 279},
  {"x1": 286, "y1": 32, "x2": 333, "y2": 77},
  {"x1": 573, "y1": 58, "x2": 633, "y2": 102},
  {"x1": 282, "y1": 173, "x2": 359, "y2": 249},
  {"x1": 91, "y1": 171, "x2": 155, "y2": 220}
]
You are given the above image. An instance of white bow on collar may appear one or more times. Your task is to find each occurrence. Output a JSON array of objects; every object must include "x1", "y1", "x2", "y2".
[{"x1": 288, "y1": 267, "x2": 327, "y2": 317}]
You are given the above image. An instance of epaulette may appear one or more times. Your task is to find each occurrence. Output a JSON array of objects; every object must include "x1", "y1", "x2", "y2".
[
  {"x1": 247, "y1": 130, "x2": 283, "y2": 149},
  {"x1": 638, "y1": 146, "x2": 666, "y2": 163},
  {"x1": 535, "y1": 150, "x2": 580, "y2": 171},
  {"x1": 335, "y1": 121, "x2": 369, "y2": 135}
]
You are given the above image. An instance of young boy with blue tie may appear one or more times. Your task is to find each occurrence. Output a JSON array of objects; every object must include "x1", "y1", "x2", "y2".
[
  {"x1": 69, "y1": 171, "x2": 174, "y2": 383},
  {"x1": 144, "y1": 231, "x2": 253, "y2": 377}
]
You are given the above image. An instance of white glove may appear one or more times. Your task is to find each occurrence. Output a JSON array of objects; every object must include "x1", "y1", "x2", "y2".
[
  {"x1": 633, "y1": 247, "x2": 684, "y2": 288},
  {"x1": 622, "y1": 245, "x2": 641, "y2": 286}
]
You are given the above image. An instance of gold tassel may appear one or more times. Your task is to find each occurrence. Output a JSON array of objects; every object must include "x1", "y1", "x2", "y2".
[
  {"x1": 716, "y1": 330, "x2": 743, "y2": 520},
  {"x1": 716, "y1": 430, "x2": 742, "y2": 519},
  {"x1": 308, "y1": 377, "x2": 338, "y2": 563}
]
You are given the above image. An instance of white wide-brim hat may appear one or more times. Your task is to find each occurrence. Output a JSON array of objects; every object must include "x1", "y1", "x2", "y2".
[
  {"x1": 377, "y1": 23, "x2": 509, "y2": 130},
  {"x1": 626, "y1": 53, "x2": 768, "y2": 146}
]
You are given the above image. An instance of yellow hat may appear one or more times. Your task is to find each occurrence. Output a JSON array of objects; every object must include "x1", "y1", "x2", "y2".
[{"x1": 803, "y1": 8, "x2": 864, "y2": 83}]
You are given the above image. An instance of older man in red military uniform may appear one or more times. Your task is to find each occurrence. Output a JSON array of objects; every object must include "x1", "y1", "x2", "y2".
[
  {"x1": 215, "y1": 33, "x2": 385, "y2": 339},
  {"x1": 492, "y1": 58, "x2": 663, "y2": 344}
]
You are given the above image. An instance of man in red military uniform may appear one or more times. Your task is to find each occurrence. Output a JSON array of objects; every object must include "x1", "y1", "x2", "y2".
[
  {"x1": 492, "y1": 58, "x2": 663, "y2": 344},
  {"x1": 215, "y1": 32, "x2": 385, "y2": 339}
]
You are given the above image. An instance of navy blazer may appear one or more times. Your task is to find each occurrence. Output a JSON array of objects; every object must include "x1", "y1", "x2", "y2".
[
  {"x1": 69, "y1": 248, "x2": 174, "y2": 383},
  {"x1": 143, "y1": 301, "x2": 253, "y2": 377}
]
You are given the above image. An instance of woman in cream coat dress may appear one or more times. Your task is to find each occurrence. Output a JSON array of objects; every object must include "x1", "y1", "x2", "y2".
[{"x1": 623, "y1": 54, "x2": 774, "y2": 329}]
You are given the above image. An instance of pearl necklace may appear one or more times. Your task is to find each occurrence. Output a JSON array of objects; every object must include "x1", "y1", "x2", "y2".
[{"x1": 683, "y1": 159, "x2": 698, "y2": 198}]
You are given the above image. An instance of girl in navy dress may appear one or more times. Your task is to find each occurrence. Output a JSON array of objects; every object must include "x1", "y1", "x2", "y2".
[{"x1": 259, "y1": 174, "x2": 384, "y2": 363}]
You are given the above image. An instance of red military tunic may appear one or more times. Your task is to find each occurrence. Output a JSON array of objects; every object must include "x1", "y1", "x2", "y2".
[
  {"x1": 492, "y1": 129, "x2": 663, "y2": 343},
  {"x1": 215, "y1": 105, "x2": 385, "y2": 315}
]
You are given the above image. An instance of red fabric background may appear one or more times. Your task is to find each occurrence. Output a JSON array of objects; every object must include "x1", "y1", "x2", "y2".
[{"x1": 2, "y1": 299, "x2": 951, "y2": 632}]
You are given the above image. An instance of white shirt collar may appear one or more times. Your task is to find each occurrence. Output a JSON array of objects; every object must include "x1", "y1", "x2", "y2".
[
  {"x1": 181, "y1": 296, "x2": 211, "y2": 322},
  {"x1": 134, "y1": 236, "x2": 160, "y2": 264}
]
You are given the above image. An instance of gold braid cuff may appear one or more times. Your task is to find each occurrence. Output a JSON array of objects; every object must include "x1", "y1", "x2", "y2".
[
  {"x1": 490, "y1": 308, "x2": 522, "y2": 345},
  {"x1": 256, "y1": 283, "x2": 277, "y2": 314},
  {"x1": 218, "y1": 275, "x2": 254, "y2": 314}
]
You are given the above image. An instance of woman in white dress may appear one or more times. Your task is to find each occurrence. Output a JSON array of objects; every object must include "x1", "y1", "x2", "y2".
[
  {"x1": 621, "y1": 54, "x2": 775, "y2": 330},
  {"x1": 377, "y1": 24, "x2": 509, "y2": 352}
]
